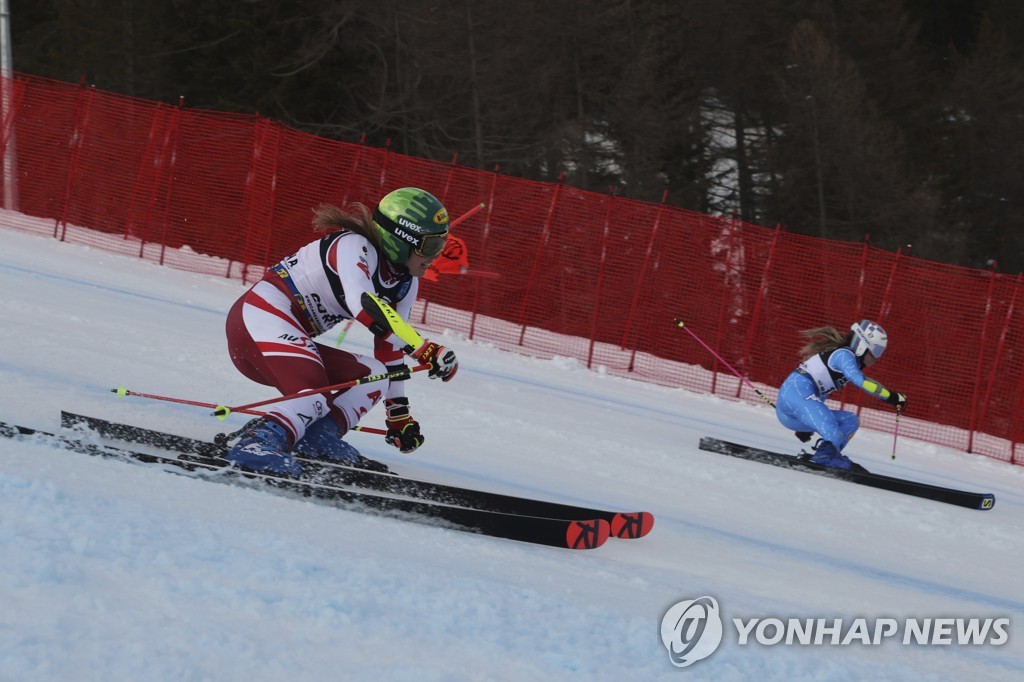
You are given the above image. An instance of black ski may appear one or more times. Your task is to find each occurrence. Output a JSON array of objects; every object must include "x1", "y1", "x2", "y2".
[
  {"x1": 60, "y1": 411, "x2": 654, "y2": 539},
  {"x1": 1, "y1": 421, "x2": 610, "y2": 550},
  {"x1": 698, "y1": 437, "x2": 995, "y2": 511}
]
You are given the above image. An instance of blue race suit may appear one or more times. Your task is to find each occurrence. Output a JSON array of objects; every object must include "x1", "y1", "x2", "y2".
[{"x1": 776, "y1": 347, "x2": 896, "y2": 451}]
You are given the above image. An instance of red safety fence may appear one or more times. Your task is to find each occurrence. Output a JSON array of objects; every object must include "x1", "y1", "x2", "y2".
[{"x1": 1, "y1": 72, "x2": 1022, "y2": 464}]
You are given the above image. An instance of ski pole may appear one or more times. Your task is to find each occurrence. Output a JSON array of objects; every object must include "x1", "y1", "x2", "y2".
[
  {"x1": 112, "y1": 386, "x2": 264, "y2": 415},
  {"x1": 109, "y1": 385, "x2": 387, "y2": 432},
  {"x1": 113, "y1": 364, "x2": 428, "y2": 421},
  {"x1": 211, "y1": 364, "x2": 429, "y2": 419},
  {"x1": 891, "y1": 409, "x2": 901, "y2": 460},
  {"x1": 334, "y1": 318, "x2": 356, "y2": 346},
  {"x1": 673, "y1": 319, "x2": 776, "y2": 408},
  {"x1": 111, "y1": 386, "x2": 389, "y2": 435}
]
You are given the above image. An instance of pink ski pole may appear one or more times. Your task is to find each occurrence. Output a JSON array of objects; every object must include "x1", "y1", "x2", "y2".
[
  {"x1": 891, "y1": 409, "x2": 902, "y2": 460},
  {"x1": 673, "y1": 319, "x2": 776, "y2": 408}
]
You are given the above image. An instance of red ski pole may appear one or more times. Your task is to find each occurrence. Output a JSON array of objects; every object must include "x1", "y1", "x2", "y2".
[
  {"x1": 111, "y1": 386, "x2": 389, "y2": 435},
  {"x1": 212, "y1": 364, "x2": 429, "y2": 419},
  {"x1": 112, "y1": 386, "x2": 264, "y2": 415},
  {"x1": 113, "y1": 364, "x2": 429, "y2": 421}
]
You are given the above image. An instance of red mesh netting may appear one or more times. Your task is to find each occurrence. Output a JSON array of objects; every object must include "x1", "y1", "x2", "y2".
[{"x1": 2, "y1": 73, "x2": 1021, "y2": 464}]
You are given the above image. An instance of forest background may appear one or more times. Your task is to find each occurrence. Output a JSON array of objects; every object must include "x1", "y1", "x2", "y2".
[{"x1": 12, "y1": 0, "x2": 1024, "y2": 272}]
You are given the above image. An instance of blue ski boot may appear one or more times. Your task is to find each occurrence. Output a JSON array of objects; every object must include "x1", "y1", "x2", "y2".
[
  {"x1": 293, "y1": 417, "x2": 361, "y2": 465},
  {"x1": 226, "y1": 418, "x2": 301, "y2": 476},
  {"x1": 293, "y1": 417, "x2": 391, "y2": 473},
  {"x1": 808, "y1": 440, "x2": 854, "y2": 470}
]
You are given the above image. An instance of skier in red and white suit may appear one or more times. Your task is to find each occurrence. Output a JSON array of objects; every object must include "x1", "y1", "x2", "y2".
[{"x1": 224, "y1": 187, "x2": 459, "y2": 475}]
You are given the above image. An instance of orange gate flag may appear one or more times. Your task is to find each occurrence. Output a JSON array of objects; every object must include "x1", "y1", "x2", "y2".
[{"x1": 424, "y1": 235, "x2": 470, "y2": 282}]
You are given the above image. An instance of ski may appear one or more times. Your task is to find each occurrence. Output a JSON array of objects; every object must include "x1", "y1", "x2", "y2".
[
  {"x1": 698, "y1": 437, "x2": 996, "y2": 511},
  {"x1": 1, "y1": 421, "x2": 610, "y2": 550},
  {"x1": 60, "y1": 411, "x2": 654, "y2": 539}
]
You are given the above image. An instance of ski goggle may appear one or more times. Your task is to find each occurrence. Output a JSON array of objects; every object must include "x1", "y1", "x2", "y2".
[{"x1": 416, "y1": 232, "x2": 449, "y2": 258}]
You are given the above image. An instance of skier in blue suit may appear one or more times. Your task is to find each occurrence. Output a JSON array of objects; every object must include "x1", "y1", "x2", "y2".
[{"x1": 776, "y1": 320, "x2": 907, "y2": 470}]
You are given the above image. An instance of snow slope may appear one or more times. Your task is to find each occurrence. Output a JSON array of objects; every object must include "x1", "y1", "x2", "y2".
[{"x1": 1, "y1": 222, "x2": 1022, "y2": 681}]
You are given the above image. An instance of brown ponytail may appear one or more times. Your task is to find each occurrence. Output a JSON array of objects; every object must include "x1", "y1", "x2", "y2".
[
  {"x1": 311, "y1": 203, "x2": 382, "y2": 250},
  {"x1": 798, "y1": 326, "x2": 850, "y2": 360}
]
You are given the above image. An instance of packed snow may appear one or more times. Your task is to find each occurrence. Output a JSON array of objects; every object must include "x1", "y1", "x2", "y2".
[{"x1": 1, "y1": 219, "x2": 1022, "y2": 681}]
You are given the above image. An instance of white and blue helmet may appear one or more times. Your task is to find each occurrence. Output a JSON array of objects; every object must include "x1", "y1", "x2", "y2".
[{"x1": 849, "y1": 320, "x2": 888, "y2": 358}]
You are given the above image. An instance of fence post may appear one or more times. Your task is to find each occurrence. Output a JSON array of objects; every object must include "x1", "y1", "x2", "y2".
[
  {"x1": 126, "y1": 102, "x2": 164, "y2": 251},
  {"x1": 876, "y1": 247, "x2": 901, "y2": 323},
  {"x1": 850, "y1": 246, "x2": 902, "y2": 417},
  {"x1": 421, "y1": 152, "x2": 460, "y2": 324},
  {"x1": 853, "y1": 235, "x2": 870, "y2": 321},
  {"x1": 155, "y1": 96, "x2": 184, "y2": 267},
  {"x1": 622, "y1": 189, "x2": 669, "y2": 371},
  {"x1": 586, "y1": 189, "x2": 616, "y2": 369},
  {"x1": 234, "y1": 118, "x2": 257, "y2": 283},
  {"x1": 238, "y1": 118, "x2": 281, "y2": 284},
  {"x1": 710, "y1": 216, "x2": 741, "y2": 396},
  {"x1": 1011, "y1": 326, "x2": 1024, "y2": 463},
  {"x1": 973, "y1": 271, "x2": 1021, "y2": 452},
  {"x1": 256, "y1": 120, "x2": 283, "y2": 274},
  {"x1": 0, "y1": 71, "x2": 24, "y2": 211},
  {"x1": 840, "y1": 236, "x2": 872, "y2": 411},
  {"x1": 378, "y1": 137, "x2": 392, "y2": 192},
  {"x1": 736, "y1": 225, "x2": 781, "y2": 399},
  {"x1": 966, "y1": 263, "x2": 999, "y2": 453},
  {"x1": 440, "y1": 152, "x2": 458, "y2": 201},
  {"x1": 469, "y1": 165, "x2": 499, "y2": 340},
  {"x1": 340, "y1": 133, "x2": 366, "y2": 206},
  {"x1": 55, "y1": 79, "x2": 95, "y2": 241},
  {"x1": 516, "y1": 174, "x2": 564, "y2": 346}
]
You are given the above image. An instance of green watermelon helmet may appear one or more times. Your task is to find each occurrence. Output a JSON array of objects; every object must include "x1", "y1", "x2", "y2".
[{"x1": 373, "y1": 187, "x2": 450, "y2": 265}]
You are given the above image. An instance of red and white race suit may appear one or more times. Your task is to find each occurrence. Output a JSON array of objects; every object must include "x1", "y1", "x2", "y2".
[{"x1": 225, "y1": 230, "x2": 418, "y2": 443}]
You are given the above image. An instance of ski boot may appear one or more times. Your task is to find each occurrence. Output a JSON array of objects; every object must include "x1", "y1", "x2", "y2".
[
  {"x1": 807, "y1": 440, "x2": 854, "y2": 470},
  {"x1": 225, "y1": 418, "x2": 301, "y2": 476},
  {"x1": 293, "y1": 417, "x2": 391, "y2": 473}
]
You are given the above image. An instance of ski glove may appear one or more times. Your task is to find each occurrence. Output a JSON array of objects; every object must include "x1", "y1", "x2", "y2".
[
  {"x1": 384, "y1": 397, "x2": 424, "y2": 453},
  {"x1": 412, "y1": 340, "x2": 459, "y2": 382},
  {"x1": 886, "y1": 391, "x2": 908, "y2": 412}
]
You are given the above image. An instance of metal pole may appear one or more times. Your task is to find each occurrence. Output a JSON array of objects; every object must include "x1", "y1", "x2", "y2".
[{"x1": 0, "y1": 0, "x2": 18, "y2": 210}]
